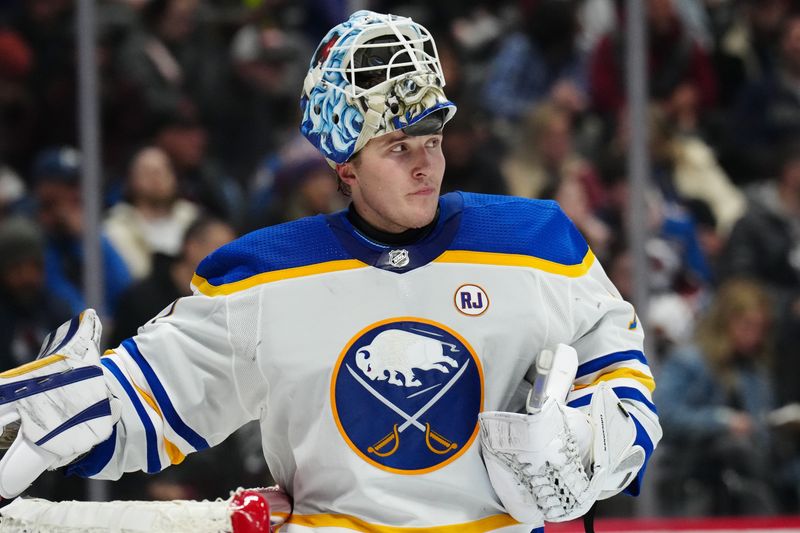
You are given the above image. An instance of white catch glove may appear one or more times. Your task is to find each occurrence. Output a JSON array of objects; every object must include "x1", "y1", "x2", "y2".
[
  {"x1": 479, "y1": 382, "x2": 644, "y2": 523},
  {"x1": 0, "y1": 309, "x2": 119, "y2": 499}
]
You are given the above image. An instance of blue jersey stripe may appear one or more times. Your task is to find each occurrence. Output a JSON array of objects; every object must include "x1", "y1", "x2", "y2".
[
  {"x1": 576, "y1": 350, "x2": 648, "y2": 378},
  {"x1": 66, "y1": 425, "x2": 117, "y2": 478},
  {"x1": 567, "y1": 386, "x2": 657, "y2": 415},
  {"x1": 121, "y1": 338, "x2": 209, "y2": 451},
  {"x1": 101, "y1": 358, "x2": 161, "y2": 473},
  {"x1": 623, "y1": 413, "x2": 656, "y2": 497},
  {"x1": 615, "y1": 386, "x2": 658, "y2": 414},
  {"x1": 35, "y1": 399, "x2": 110, "y2": 446},
  {"x1": 567, "y1": 394, "x2": 591, "y2": 408}
]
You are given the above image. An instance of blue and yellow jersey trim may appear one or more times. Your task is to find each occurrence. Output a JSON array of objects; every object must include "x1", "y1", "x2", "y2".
[
  {"x1": 81, "y1": 340, "x2": 209, "y2": 475},
  {"x1": 192, "y1": 258, "x2": 368, "y2": 297},
  {"x1": 192, "y1": 248, "x2": 594, "y2": 297},
  {"x1": 191, "y1": 192, "x2": 595, "y2": 296},
  {"x1": 286, "y1": 512, "x2": 526, "y2": 532}
]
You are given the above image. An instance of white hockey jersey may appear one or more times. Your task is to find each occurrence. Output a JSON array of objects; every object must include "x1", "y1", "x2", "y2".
[{"x1": 68, "y1": 192, "x2": 661, "y2": 532}]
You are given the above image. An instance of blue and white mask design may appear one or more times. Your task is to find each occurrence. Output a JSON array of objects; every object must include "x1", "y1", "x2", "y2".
[{"x1": 300, "y1": 11, "x2": 456, "y2": 164}]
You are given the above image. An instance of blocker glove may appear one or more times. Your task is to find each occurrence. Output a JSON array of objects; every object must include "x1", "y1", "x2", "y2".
[{"x1": 0, "y1": 309, "x2": 119, "y2": 498}]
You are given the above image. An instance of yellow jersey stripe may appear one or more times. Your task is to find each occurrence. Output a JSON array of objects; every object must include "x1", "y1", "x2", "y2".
[
  {"x1": 434, "y1": 249, "x2": 595, "y2": 277},
  {"x1": 0, "y1": 354, "x2": 66, "y2": 378},
  {"x1": 192, "y1": 259, "x2": 368, "y2": 297},
  {"x1": 287, "y1": 513, "x2": 519, "y2": 532},
  {"x1": 574, "y1": 368, "x2": 656, "y2": 393},
  {"x1": 130, "y1": 381, "x2": 186, "y2": 465}
]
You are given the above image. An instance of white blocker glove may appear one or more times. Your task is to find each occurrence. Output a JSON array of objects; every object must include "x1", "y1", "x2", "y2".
[
  {"x1": 0, "y1": 309, "x2": 119, "y2": 498},
  {"x1": 479, "y1": 382, "x2": 645, "y2": 523}
]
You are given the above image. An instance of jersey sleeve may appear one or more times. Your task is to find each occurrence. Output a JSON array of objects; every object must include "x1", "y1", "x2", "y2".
[
  {"x1": 540, "y1": 209, "x2": 662, "y2": 497},
  {"x1": 67, "y1": 287, "x2": 268, "y2": 479}
]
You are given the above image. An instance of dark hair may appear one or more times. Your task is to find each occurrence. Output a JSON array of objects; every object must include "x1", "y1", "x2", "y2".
[
  {"x1": 141, "y1": 0, "x2": 170, "y2": 31},
  {"x1": 0, "y1": 217, "x2": 44, "y2": 272},
  {"x1": 181, "y1": 215, "x2": 229, "y2": 249}
]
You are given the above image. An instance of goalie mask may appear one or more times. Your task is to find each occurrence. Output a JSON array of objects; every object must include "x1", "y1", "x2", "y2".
[{"x1": 300, "y1": 10, "x2": 457, "y2": 164}]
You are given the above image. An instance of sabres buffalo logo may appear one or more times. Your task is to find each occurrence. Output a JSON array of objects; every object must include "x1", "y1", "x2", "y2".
[{"x1": 331, "y1": 318, "x2": 483, "y2": 474}]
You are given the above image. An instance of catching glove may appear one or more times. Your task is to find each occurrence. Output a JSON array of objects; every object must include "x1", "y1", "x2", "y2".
[{"x1": 479, "y1": 382, "x2": 644, "y2": 523}]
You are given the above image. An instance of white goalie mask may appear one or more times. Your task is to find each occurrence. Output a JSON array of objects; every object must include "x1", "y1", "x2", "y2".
[{"x1": 300, "y1": 10, "x2": 457, "y2": 164}]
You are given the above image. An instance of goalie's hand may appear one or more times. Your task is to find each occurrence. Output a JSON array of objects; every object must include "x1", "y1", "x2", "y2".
[
  {"x1": 0, "y1": 309, "x2": 118, "y2": 499},
  {"x1": 479, "y1": 383, "x2": 643, "y2": 523}
]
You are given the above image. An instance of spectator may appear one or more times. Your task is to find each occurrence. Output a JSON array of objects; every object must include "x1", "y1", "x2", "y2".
[
  {"x1": 104, "y1": 146, "x2": 200, "y2": 280},
  {"x1": 216, "y1": 22, "x2": 311, "y2": 184},
  {"x1": 589, "y1": 0, "x2": 717, "y2": 133},
  {"x1": 110, "y1": 215, "x2": 234, "y2": 360},
  {"x1": 0, "y1": 28, "x2": 36, "y2": 174},
  {"x1": 0, "y1": 163, "x2": 28, "y2": 217},
  {"x1": 648, "y1": 105, "x2": 746, "y2": 237},
  {"x1": 722, "y1": 144, "x2": 800, "y2": 459},
  {"x1": 502, "y1": 102, "x2": 609, "y2": 254},
  {"x1": 503, "y1": 103, "x2": 604, "y2": 206},
  {"x1": 114, "y1": 0, "x2": 226, "y2": 126},
  {"x1": 150, "y1": 108, "x2": 244, "y2": 227},
  {"x1": 32, "y1": 146, "x2": 132, "y2": 315},
  {"x1": 655, "y1": 278, "x2": 779, "y2": 515},
  {"x1": 603, "y1": 112, "x2": 716, "y2": 289},
  {"x1": 729, "y1": 13, "x2": 800, "y2": 182},
  {"x1": 248, "y1": 155, "x2": 344, "y2": 230},
  {"x1": 714, "y1": 0, "x2": 788, "y2": 107},
  {"x1": 9, "y1": 0, "x2": 78, "y2": 167},
  {"x1": 440, "y1": 103, "x2": 507, "y2": 197},
  {"x1": 720, "y1": 143, "x2": 800, "y2": 291},
  {"x1": 684, "y1": 198, "x2": 727, "y2": 280},
  {"x1": 0, "y1": 216, "x2": 71, "y2": 370},
  {"x1": 481, "y1": 0, "x2": 588, "y2": 129},
  {"x1": 245, "y1": 132, "x2": 332, "y2": 227}
]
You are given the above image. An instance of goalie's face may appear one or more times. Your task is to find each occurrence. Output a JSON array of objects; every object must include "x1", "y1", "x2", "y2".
[{"x1": 338, "y1": 129, "x2": 444, "y2": 233}]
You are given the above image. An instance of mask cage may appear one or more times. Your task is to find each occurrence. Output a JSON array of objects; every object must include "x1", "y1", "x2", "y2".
[{"x1": 321, "y1": 15, "x2": 445, "y2": 100}]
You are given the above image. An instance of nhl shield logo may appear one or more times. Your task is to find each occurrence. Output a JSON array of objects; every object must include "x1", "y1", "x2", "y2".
[
  {"x1": 331, "y1": 318, "x2": 483, "y2": 474},
  {"x1": 388, "y1": 249, "x2": 410, "y2": 268}
]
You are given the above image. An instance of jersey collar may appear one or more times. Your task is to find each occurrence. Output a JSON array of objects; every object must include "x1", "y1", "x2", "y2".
[{"x1": 325, "y1": 192, "x2": 463, "y2": 273}]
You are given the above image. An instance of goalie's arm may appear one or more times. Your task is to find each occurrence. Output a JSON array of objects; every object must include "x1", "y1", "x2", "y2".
[
  {"x1": 480, "y1": 255, "x2": 662, "y2": 524},
  {"x1": 68, "y1": 292, "x2": 268, "y2": 480},
  {"x1": 547, "y1": 254, "x2": 662, "y2": 497}
]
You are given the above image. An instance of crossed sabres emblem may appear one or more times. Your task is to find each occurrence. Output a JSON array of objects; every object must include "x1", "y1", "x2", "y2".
[{"x1": 344, "y1": 328, "x2": 470, "y2": 457}]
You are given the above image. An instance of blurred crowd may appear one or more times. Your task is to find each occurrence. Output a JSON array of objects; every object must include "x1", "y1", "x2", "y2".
[{"x1": 2, "y1": 0, "x2": 800, "y2": 517}]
